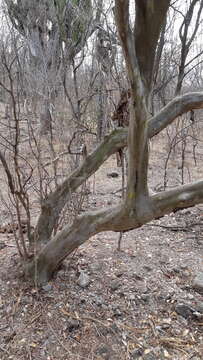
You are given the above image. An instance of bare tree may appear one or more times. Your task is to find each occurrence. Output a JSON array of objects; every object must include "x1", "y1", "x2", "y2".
[
  {"x1": 20, "y1": 0, "x2": 203, "y2": 285},
  {"x1": 175, "y1": 0, "x2": 203, "y2": 95},
  {"x1": 156, "y1": 1, "x2": 203, "y2": 187},
  {"x1": 4, "y1": 0, "x2": 102, "y2": 134}
]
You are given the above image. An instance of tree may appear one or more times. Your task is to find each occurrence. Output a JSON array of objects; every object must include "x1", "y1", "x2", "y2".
[
  {"x1": 175, "y1": 0, "x2": 203, "y2": 95},
  {"x1": 2, "y1": 0, "x2": 203, "y2": 284},
  {"x1": 154, "y1": 1, "x2": 203, "y2": 187},
  {"x1": 4, "y1": 0, "x2": 102, "y2": 134}
]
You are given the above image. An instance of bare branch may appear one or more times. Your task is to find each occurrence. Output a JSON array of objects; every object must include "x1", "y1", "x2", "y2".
[
  {"x1": 0, "y1": 151, "x2": 15, "y2": 194},
  {"x1": 153, "y1": 180, "x2": 203, "y2": 216},
  {"x1": 34, "y1": 90, "x2": 203, "y2": 244},
  {"x1": 34, "y1": 128, "x2": 128, "y2": 243},
  {"x1": 27, "y1": 178, "x2": 203, "y2": 285},
  {"x1": 176, "y1": 0, "x2": 203, "y2": 94},
  {"x1": 149, "y1": 92, "x2": 203, "y2": 137}
]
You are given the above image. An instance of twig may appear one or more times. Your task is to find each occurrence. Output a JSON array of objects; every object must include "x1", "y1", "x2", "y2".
[
  {"x1": 117, "y1": 231, "x2": 123, "y2": 251},
  {"x1": 117, "y1": 151, "x2": 125, "y2": 250},
  {"x1": 146, "y1": 222, "x2": 203, "y2": 232}
]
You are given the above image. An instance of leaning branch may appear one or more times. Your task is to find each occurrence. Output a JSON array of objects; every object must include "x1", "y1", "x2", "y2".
[
  {"x1": 148, "y1": 92, "x2": 203, "y2": 137},
  {"x1": 34, "y1": 128, "x2": 128, "y2": 243},
  {"x1": 152, "y1": 180, "x2": 203, "y2": 217},
  {"x1": 28, "y1": 179, "x2": 203, "y2": 284}
]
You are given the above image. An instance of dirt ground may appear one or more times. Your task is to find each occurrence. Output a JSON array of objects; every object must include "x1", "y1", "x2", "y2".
[{"x1": 0, "y1": 131, "x2": 203, "y2": 360}]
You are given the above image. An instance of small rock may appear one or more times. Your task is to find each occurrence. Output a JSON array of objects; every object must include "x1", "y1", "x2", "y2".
[
  {"x1": 131, "y1": 347, "x2": 144, "y2": 359},
  {"x1": 77, "y1": 271, "x2": 90, "y2": 288},
  {"x1": 172, "y1": 267, "x2": 180, "y2": 274},
  {"x1": 143, "y1": 265, "x2": 153, "y2": 272},
  {"x1": 107, "y1": 172, "x2": 119, "y2": 178},
  {"x1": 182, "y1": 270, "x2": 191, "y2": 278},
  {"x1": 192, "y1": 272, "x2": 203, "y2": 294},
  {"x1": 118, "y1": 290, "x2": 125, "y2": 297},
  {"x1": 135, "y1": 281, "x2": 148, "y2": 293},
  {"x1": 0, "y1": 242, "x2": 6, "y2": 250},
  {"x1": 66, "y1": 319, "x2": 80, "y2": 332},
  {"x1": 115, "y1": 271, "x2": 124, "y2": 278},
  {"x1": 140, "y1": 294, "x2": 150, "y2": 303},
  {"x1": 91, "y1": 243, "x2": 98, "y2": 247},
  {"x1": 175, "y1": 303, "x2": 195, "y2": 319},
  {"x1": 111, "y1": 303, "x2": 119, "y2": 311},
  {"x1": 42, "y1": 284, "x2": 52, "y2": 292},
  {"x1": 94, "y1": 295, "x2": 105, "y2": 306},
  {"x1": 110, "y1": 279, "x2": 121, "y2": 291},
  {"x1": 161, "y1": 321, "x2": 171, "y2": 330},
  {"x1": 187, "y1": 294, "x2": 194, "y2": 300},
  {"x1": 112, "y1": 307, "x2": 122, "y2": 317},
  {"x1": 127, "y1": 294, "x2": 136, "y2": 301}
]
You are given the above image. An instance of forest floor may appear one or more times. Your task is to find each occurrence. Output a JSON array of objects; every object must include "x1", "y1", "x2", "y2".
[{"x1": 0, "y1": 131, "x2": 203, "y2": 360}]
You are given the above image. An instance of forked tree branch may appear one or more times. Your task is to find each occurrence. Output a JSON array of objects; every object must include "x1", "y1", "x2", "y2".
[
  {"x1": 34, "y1": 91, "x2": 203, "y2": 244},
  {"x1": 28, "y1": 178, "x2": 203, "y2": 284}
]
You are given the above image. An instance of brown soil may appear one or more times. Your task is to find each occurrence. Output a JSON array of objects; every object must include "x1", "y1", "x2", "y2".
[{"x1": 0, "y1": 133, "x2": 203, "y2": 360}]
